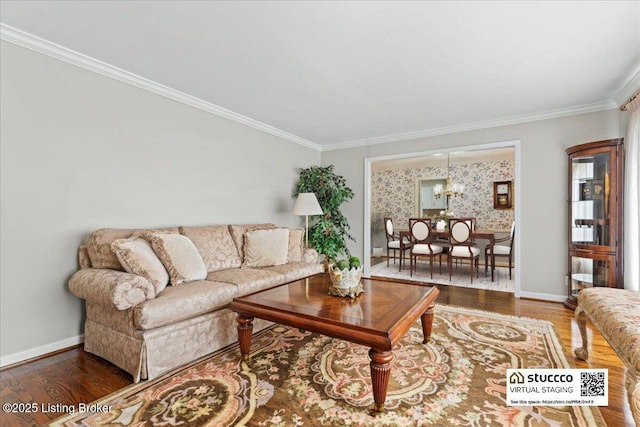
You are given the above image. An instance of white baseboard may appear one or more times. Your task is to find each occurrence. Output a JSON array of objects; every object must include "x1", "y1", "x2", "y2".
[
  {"x1": 0, "y1": 334, "x2": 84, "y2": 368},
  {"x1": 518, "y1": 291, "x2": 567, "y2": 303}
]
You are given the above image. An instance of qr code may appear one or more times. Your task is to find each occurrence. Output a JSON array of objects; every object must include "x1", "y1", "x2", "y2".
[{"x1": 581, "y1": 371, "x2": 605, "y2": 396}]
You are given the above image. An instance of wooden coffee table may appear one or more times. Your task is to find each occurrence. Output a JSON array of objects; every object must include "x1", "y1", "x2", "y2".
[{"x1": 228, "y1": 273, "x2": 439, "y2": 412}]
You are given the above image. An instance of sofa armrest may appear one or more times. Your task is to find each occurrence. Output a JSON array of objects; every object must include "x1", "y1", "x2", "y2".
[
  {"x1": 68, "y1": 268, "x2": 155, "y2": 310},
  {"x1": 302, "y1": 248, "x2": 319, "y2": 264}
]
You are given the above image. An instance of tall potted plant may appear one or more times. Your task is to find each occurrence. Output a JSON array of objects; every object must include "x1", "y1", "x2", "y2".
[{"x1": 295, "y1": 165, "x2": 355, "y2": 262}]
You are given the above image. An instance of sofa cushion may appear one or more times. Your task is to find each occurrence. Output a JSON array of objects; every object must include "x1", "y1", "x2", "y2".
[
  {"x1": 243, "y1": 228, "x2": 290, "y2": 268},
  {"x1": 86, "y1": 227, "x2": 179, "y2": 270},
  {"x1": 111, "y1": 238, "x2": 169, "y2": 293},
  {"x1": 206, "y1": 268, "x2": 285, "y2": 295},
  {"x1": 147, "y1": 233, "x2": 207, "y2": 286},
  {"x1": 179, "y1": 225, "x2": 242, "y2": 272},
  {"x1": 261, "y1": 262, "x2": 324, "y2": 283},
  {"x1": 288, "y1": 228, "x2": 305, "y2": 262},
  {"x1": 228, "y1": 223, "x2": 276, "y2": 261},
  {"x1": 133, "y1": 280, "x2": 238, "y2": 330}
]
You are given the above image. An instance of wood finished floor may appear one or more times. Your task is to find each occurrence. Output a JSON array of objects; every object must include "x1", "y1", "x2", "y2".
[{"x1": 0, "y1": 282, "x2": 634, "y2": 426}]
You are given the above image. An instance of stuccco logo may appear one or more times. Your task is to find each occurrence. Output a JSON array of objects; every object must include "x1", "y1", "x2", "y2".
[{"x1": 508, "y1": 372, "x2": 574, "y2": 384}]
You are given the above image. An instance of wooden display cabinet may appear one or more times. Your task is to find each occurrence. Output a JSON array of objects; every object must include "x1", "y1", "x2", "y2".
[{"x1": 564, "y1": 138, "x2": 624, "y2": 310}]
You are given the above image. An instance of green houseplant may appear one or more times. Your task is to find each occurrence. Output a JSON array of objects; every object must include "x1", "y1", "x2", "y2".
[{"x1": 295, "y1": 165, "x2": 355, "y2": 262}]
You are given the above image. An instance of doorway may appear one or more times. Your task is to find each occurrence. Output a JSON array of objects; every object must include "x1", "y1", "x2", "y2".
[{"x1": 363, "y1": 140, "x2": 521, "y2": 296}]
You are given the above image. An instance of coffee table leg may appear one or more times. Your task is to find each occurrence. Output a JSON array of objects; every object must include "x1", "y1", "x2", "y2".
[
  {"x1": 421, "y1": 303, "x2": 435, "y2": 344},
  {"x1": 236, "y1": 314, "x2": 254, "y2": 362},
  {"x1": 369, "y1": 348, "x2": 393, "y2": 413}
]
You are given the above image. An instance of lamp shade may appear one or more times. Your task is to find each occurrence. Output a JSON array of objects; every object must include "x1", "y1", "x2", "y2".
[{"x1": 292, "y1": 193, "x2": 323, "y2": 216}]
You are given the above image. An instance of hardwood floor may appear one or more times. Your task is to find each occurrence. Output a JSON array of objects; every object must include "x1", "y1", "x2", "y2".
[{"x1": 0, "y1": 283, "x2": 634, "y2": 426}]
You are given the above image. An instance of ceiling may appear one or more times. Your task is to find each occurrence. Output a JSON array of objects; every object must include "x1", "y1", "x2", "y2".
[{"x1": 1, "y1": 1, "x2": 639, "y2": 151}]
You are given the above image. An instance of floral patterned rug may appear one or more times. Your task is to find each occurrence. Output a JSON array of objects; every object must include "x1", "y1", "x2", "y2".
[{"x1": 51, "y1": 305, "x2": 604, "y2": 426}]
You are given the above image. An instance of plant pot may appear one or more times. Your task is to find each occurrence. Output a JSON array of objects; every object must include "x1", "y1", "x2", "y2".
[{"x1": 328, "y1": 265, "x2": 364, "y2": 298}]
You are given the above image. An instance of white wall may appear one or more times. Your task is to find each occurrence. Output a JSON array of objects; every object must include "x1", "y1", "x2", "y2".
[
  {"x1": 0, "y1": 41, "x2": 320, "y2": 362},
  {"x1": 0, "y1": 36, "x2": 627, "y2": 363},
  {"x1": 322, "y1": 109, "x2": 623, "y2": 300}
]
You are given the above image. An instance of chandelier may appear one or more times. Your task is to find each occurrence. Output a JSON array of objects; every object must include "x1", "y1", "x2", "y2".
[{"x1": 433, "y1": 153, "x2": 464, "y2": 198}]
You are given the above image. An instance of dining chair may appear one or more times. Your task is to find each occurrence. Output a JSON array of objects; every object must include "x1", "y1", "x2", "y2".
[
  {"x1": 384, "y1": 217, "x2": 412, "y2": 271},
  {"x1": 448, "y1": 217, "x2": 480, "y2": 283},
  {"x1": 408, "y1": 218, "x2": 443, "y2": 278},
  {"x1": 485, "y1": 221, "x2": 515, "y2": 279}
]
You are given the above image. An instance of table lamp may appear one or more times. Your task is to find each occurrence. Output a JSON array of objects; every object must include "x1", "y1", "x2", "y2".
[{"x1": 292, "y1": 193, "x2": 323, "y2": 248}]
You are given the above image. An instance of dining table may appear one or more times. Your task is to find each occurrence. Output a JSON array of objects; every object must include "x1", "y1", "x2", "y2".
[{"x1": 399, "y1": 228, "x2": 497, "y2": 281}]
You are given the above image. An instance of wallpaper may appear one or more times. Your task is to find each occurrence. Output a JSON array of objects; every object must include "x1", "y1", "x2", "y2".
[{"x1": 372, "y1": 160, "x2": 514, "y2": 243}]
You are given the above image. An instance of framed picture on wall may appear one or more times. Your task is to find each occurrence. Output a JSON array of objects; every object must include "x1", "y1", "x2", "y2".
[{"x1": 493, "y1": 180, "x2": 512, "y2": 209}]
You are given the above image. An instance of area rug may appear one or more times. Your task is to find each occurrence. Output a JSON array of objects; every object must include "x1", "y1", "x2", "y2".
[
  {"x1": 370, "y1": 260, "x2": 515, "y2": 293},
  {"x1": 51, "y1": 305, "x2": 604, "y2": 426}
]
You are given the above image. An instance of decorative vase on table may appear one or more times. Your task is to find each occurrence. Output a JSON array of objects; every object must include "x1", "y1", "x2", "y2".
[{"x1": 328, "y1": 256, "x2": 363, "y2": 298}]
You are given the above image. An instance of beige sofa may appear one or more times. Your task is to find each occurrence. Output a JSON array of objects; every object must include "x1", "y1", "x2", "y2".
[
  {"x1": 68, "y1": 223, "x2": 323, "y2": 382},
  {"x1": 574, "y1": 287, "x2": 640, "y2": 426}
]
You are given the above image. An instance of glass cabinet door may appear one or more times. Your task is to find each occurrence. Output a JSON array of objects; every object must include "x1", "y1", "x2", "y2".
[
  {"x1": 568, "y1": 254, "x2": 615, "y2": 299},
  {"x1": 565, "y1": 138, "x2": 623, "y2": 310},
  {"x1": 570, "y1": 152, "x2": 611, "y2": 248}
]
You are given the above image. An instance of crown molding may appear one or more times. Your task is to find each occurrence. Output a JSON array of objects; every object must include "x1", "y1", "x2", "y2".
[
  {"x1": 614, "y1": 63, "x2": 640, "y2": 107},
  {"x1": 1, "y1": 23, "x2": 627, "y2": 153},
  {"x1": 321, "y1": 100, "x2": 617, "y2": 152},
  {"x1": 0, "y1": 24, "x2": 322, "y2": 152}
]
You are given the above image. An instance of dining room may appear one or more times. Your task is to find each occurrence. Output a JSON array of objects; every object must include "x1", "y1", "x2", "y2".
[{"x1": 368, "y1": 146, "x2": 516, "y2": 293}]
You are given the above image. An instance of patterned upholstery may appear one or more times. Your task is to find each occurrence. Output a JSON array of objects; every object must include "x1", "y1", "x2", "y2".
[
  {"x1": 111, "y1": 238, "x2": 169, "y2": 293},
  {"x1": 78, "y1": 245, "x2": 92, "y2": 269},
  {"x1": 179, "y1": 225, "x2": 242, "y2": 272},
  {"x1": 85, "y1": 227, "x2": 179, "y2": 270},
  {"x1": 261, "y1": 262, "x2": 325, "y2": 283},
  {"x1": 69, "y1": 268, "x2": 155, "y2": 310},
  {"x1": 228, "y1": 223, "x2": 276, "y2": 261},
  {"x1": 206, "y1": 268, "x2": 285, "y2": 295},
  {"x1": 133, "y1": 280, "x2": 238, "y2": 330},
  {"x1": 70, "y1": 223, "x2": 321, "y2": 383},
  {"x1": 577, "y1": 288, "x2": 640, "y2": 372},
  {"x1": 146, "y1": 233, "x2": 207, "y2": 286},
  {"x1": 575, "y1": 287, "x2": 640, "y2": 425},
  {"x1": 287, "y1": 228, "x2": 305, "y2": 262},
  {"x1": 302, "y1": 248, "x2": 319, "y2": 264}
]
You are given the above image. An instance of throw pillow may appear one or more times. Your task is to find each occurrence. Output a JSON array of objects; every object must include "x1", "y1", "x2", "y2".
[
  {"x1": 111, "y1": 238, "x2": 170, "y2": 294},
  {"x1": 86, "y1": 227, "x2": 180, "y2": 271},
  {"x1": 288, "y1": 228, "x2": 305, "y2": 262},
  {"x1": 228, "y1": 223, "x2": 276, "y2": 260},
  {"x1": 243, "y1": 228, "x2": 290, "y2": 268},
  {"x1": 147, "y1": 233, "x2": 207, "y2": 286}
]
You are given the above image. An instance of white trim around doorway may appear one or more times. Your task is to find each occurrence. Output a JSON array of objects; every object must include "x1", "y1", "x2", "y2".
[{"x1": 363, "y1": 139, "x2": 522, "y2": 298}]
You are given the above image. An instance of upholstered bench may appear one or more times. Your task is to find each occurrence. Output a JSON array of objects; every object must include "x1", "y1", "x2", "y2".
[{"x1": 574, "y1": 287, "x2": 640, "y2": 425}]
